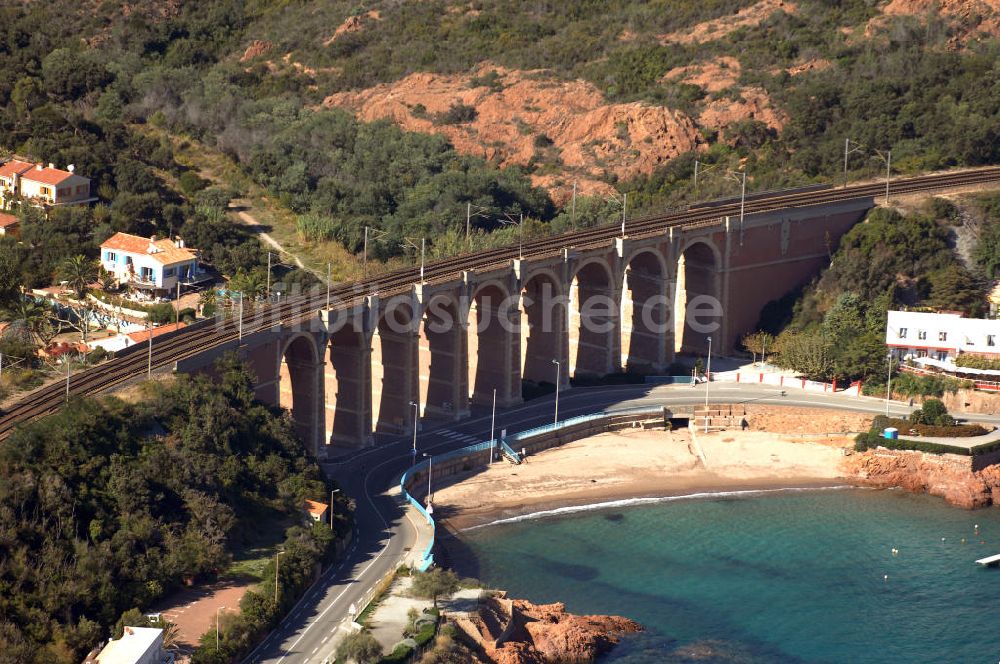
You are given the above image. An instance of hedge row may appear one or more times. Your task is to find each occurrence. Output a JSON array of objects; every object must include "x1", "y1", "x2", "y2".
[{"x1": 854, "y1": 432, "x2": 971, "y2": 456}]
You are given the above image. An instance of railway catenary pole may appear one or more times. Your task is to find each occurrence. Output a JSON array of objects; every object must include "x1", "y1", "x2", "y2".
[{"x1": 146, "y1": 319, "x2": 152, "y2": 379}]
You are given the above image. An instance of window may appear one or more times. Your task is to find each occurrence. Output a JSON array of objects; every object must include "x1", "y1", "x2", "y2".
[
  {"x1": 75, "y1": 185, "x2": 86, "y2": 194},
  {"x1": 989, "y1": 335, "x2": 996, "y2": 347},
  {"x1": 898, "y1": 328, "x2": 907, "y2": 339},
  {"x1": 939, "y1": 332, "x2": 948, "y2": 342},
  {"x1": 916, "y1": 350, "x2": 927, "y2": 358},
  {"x1": 918, "y1": 330, "x2": 927, "y2": 340},
  {"x1": 106, "y1": 251, "x2": 116, "y2": 262},
  {"x1": 140, "y1": 266, "x2": 155, "y2": 283},
  {"x1": 936, "y1": 351, "x2": 948, "y2": 361},
  {"x1": 163, "y1": 267, "x2": 175, "y2": 277}
]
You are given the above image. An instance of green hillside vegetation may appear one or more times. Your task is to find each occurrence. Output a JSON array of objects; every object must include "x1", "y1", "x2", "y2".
[
  {"x1": 2, "y1": 1, "x2": 999, "y2": 268},
  {"x1": 756, "y1": 202, "x2": 988, "y2": 384},
  {"x1": 0, "y1": 356, "x2": 343, "y2": 662}
]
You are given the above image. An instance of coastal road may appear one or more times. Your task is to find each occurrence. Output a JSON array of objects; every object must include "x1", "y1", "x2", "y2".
[{"x1": 243, "y1": 383, "x2": 1000, "y2": 663}]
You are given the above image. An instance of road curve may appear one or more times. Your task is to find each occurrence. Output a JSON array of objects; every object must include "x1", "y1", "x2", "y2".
[{"x1": 244, "y1": 383, "x2": 1000, "y2": 663}]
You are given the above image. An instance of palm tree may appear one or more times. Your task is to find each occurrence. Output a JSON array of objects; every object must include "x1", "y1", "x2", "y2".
[
  {"x1": 60, "y1": 255, "x2": 98, "y2": 300},
  {"x1": 229, "y1": 269, "x2": 267, "y2": 302},
  {"x1": 6, "y1": 298, "x2": 55, "y2": 347},
  {"x1": 198, "y1": 288, "x2": 217, "y2": 316}
]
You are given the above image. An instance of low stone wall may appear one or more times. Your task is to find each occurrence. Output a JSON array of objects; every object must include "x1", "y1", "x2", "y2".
[{"x1": 941, "y1": 389, "x2": 1000, "y2": 417}]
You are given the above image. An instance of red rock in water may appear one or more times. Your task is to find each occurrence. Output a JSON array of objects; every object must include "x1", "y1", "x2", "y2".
[{"x1": 462, "y1": 594, "x2": 642, "y2": 664}]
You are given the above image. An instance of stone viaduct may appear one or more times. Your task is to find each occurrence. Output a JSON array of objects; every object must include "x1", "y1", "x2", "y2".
[{"x1": 177, "y1": 197, "x2": 873, "y2": 455}]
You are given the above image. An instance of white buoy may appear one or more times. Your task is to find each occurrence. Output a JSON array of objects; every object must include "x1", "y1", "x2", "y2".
[{"x1": 884, "y1": 574, "x2": 888, "y2": 581}]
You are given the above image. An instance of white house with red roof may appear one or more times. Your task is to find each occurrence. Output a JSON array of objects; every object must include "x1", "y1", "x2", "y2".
[
  {"x1": 0, "y1": 159, "x2": 34, "y2": 207},
  {"x1": 18, "y1": 162, "x2": 93, "y2": 206},
  {"x1": 101, "y1": 233, "x2": 200, "y2": 297},
  {"x1": 0, "y1": 159, "x2": 94, "y2": 208}
]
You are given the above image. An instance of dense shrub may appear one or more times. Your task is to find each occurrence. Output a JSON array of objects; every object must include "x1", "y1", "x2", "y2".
[
  {"x1": 0, "y1": 356, "x2": 341, "y2": 660},
  {"x1": 955, "y1": 354, "x2": 1000, "y2": 371}
]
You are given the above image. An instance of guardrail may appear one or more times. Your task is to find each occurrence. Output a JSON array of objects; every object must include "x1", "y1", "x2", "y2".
[{"x1": 398, "y1": 406, "x2": 667, "y2": 572}]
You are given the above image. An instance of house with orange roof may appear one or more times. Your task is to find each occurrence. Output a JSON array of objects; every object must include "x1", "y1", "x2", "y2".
[
  {"x1": 303, "y1": 499, "x2": 329, "y2": 524},
  {"x1": 17, "y1": 162, "x2": 94, "y2": 207},
  {"x1": 0, "y1": 159, "x2": 34, "y2": 207},
  {"x1": 0, "y1": 211, "x2": 18, "y2": 236},
  {"x1": 101, "y1": 233, "x2": 201, "y2": 298}
]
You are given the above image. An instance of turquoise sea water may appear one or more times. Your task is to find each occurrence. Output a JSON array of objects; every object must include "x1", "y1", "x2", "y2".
[{"x1": 458, "y1": 488, "x2": 1000, "y2": 663}]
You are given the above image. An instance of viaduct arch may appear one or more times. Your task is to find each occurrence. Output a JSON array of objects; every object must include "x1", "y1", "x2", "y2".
[{"x1": 175, "y1": 196, "x2": 875, "y2": 455}]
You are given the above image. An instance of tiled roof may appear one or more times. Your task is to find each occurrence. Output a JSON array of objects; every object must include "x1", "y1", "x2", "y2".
[
  {"x1": 303, "y1": 499, "x2": 329, "y2": 517},
  {"x1": 0, "y1": 212, "x2": 18, "y2": 228},
  {"x1": 0, "y1": 160, "x2": 34, "y2": 179},
  {"x1": 21, "y1": 166, "x2": 80, "y2": 186},
  {"x1": 127, "y1": 322, "x2": 187, "y2": 344},
  {"x1": 101, "y1": 232, "x2": 197, "y2": 265}
]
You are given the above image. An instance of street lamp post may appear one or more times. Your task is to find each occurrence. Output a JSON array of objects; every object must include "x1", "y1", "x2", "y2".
[
  {"x1": 330, "y1": 488, "x2": 340, "y2": 530},
  {"x1": 552, "y1": 359, "x2": 561, "y2": 425},
  {"x1": 490, "y1": 388, "x2": 497, "y2": 465},
  {"x1": 409, "y1": 401, "x2": 419, "y2": 465},
  {"x1": 704, "y1": 336, "x2": 712, "y2": 433},
  {"x1": 274, "y1": 551, "x2": 286, "y2": 605},
  {"x1": 885, "y1": 352, "x2": 893, "y2": 416},
  {"x1": 423, "y1": 452, "x2": 433, "y2": 502}
]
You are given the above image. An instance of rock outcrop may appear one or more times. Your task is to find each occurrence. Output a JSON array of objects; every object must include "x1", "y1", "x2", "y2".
[
  {"x1": 845, "y1": 448, "x2": 997, "y2": 509},
  {"x1": 868, "y1": 0, "x2": 1000, "y2": 45},
  {"x1": 658, "y1": 0, "x2": 798, "y2": 45},
  {"x1": 323, "y1": 63, "x2": 700, "y2": 202},
  {"x1": 459, "y1": 593, "x2": 642, "y2": 664}
]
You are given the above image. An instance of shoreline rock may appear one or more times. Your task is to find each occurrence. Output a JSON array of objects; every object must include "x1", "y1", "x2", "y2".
[
  {"x1": 845, "y1": 448, "x2": 1000, "y2": 509},
  {"x1": 457, "y1": 592, "x2": 642, "y2": 664}
]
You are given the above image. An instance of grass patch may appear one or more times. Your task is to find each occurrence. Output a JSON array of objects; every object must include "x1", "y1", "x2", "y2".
[
  {"x1": 226, "y1": 504, "x2": 296, "y2": 582},
  {"x1": 357, "y1": 569, "x2": 399, "y2": 626}
]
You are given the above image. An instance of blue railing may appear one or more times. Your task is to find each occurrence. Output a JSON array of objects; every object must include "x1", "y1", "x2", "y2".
[{"x1": 398, "y1": 406, "x2": 665, "y2": 572}]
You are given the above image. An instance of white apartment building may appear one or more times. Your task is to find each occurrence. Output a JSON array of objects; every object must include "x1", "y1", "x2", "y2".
[
  {"x1": 0, "y1": 159, "x2": 94, "y2": 207},
  {"x1": 101, "y1": 233, "x2": 200, "y2": 298},
  {"x1": 86, "y1": 626, "x2": 173, "y2": 664},
  {"x1": 885, "y1": 310, "x2": 1000, "y2": 364}
]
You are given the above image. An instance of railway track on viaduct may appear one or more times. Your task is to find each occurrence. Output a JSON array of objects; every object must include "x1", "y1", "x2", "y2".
[{"x1": 2, "y1": 165, "x2": 999, "y2": 440}]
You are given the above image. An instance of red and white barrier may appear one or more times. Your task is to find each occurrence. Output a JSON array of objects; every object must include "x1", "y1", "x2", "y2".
[{"x1": 714, "y1": 371, "x2": 861, "y2": 396}]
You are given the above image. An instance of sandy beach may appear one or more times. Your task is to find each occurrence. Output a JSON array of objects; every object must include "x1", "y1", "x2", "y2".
[{"x1": 432, "y1": 425, "x2": 860, "y2": 532}]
